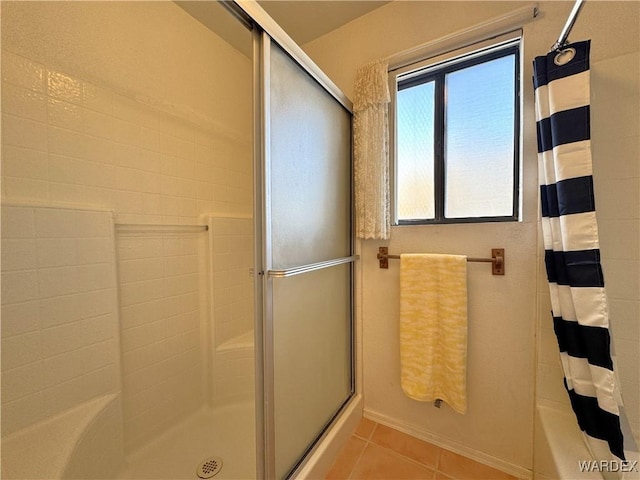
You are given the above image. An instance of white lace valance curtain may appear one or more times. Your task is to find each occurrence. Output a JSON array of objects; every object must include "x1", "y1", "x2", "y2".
[{"x1": 353, "y1": 60, "x2": 391, "y2": 240}]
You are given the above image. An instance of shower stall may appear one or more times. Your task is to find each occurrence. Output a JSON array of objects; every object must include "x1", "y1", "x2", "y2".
[{"x1": 0, "y1": 1, "x2": 359, "y2": 479}]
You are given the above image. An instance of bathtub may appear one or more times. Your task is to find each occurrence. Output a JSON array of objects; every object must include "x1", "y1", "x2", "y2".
[
  {"x1": 1, "y1": 394, "x2": 124, "y2": 480},
  {"x1": 534, "y1": 403, "x2": 601, "y2": 480}
]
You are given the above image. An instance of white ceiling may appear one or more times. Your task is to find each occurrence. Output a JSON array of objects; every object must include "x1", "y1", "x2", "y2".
[
  {"x1": 176, "y1": 1, "x2": 389, "y2": 56},
  {"x1": 258, "y1": 1, "x2": 390, "y2": 45}
]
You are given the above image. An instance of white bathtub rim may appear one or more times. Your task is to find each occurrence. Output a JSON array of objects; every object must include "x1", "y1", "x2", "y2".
[{"x1": 534, "y1": 403, "x2": 601, "y2": 480}]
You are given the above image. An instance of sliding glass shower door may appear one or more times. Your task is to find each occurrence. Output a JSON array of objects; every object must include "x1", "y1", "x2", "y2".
[{"x1": 260, "y1": 36, "x2": 354, "y2": 479}]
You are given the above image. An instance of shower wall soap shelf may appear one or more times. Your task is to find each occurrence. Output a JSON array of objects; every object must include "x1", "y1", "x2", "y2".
[{"x1": 377, "y1": 247, "x2": 505, "y2": 275}]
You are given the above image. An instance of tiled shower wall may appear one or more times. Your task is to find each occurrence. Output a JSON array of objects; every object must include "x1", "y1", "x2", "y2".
[
  {"x1": 208, "y1": 216, "x2": 255, "y2": 406},
  {"x1": 117, "y1": 230, "x2": 205, "y2": 450},
  {"x1": 592, "y1": 51, "x2": 640, "y2": 444},
  {"x1": 1, "y1": 50, "x2": 252, "y2": 222},
  {"x1": 0, "y1": 206, "x2": 120, "y2": 437},
  {"x1": 1, "y1": 1, "x2": 253, "y2": 453},
  {"x1": 209, "y1": 216, "x2": 254, "y2": 349}
]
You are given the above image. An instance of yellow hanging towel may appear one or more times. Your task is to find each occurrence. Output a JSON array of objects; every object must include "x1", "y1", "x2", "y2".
[{"x1": 400, "y1": 253, "x2": 468, "y2": 414}]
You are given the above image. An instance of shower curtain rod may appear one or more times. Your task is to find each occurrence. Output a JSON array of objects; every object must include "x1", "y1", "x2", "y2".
[{"x1": 551, "y1": 0, "x2": 586, "y2": 52}]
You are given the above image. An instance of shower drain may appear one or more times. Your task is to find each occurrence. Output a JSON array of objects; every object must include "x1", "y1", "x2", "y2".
[{"x1": 196, "y1": 456, "x2": 223, "y2": 479}]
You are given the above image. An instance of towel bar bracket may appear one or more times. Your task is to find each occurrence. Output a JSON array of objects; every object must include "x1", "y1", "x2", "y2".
[
  {"x1": 491, "y1": 248, "x2": 505, "y2": 275},
  {"x1": 377, "y1": 247, "x2": 505, "y2": 275},
  {"x1": 378, "y1": 247, "x2": 390, "y2": 269}
]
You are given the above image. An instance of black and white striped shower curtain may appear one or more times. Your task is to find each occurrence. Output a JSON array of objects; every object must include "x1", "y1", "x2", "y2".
[{"x1": 534, "y1": 40, "x2": 637, "y2": 469}]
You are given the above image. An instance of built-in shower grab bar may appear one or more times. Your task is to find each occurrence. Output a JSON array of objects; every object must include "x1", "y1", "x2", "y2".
[
  {"x1": 267, "y1": 255, "x2": 359, "y2": 278},
  {"x1": 115, "y1": 223, "x2": 208, "y2": 233}
]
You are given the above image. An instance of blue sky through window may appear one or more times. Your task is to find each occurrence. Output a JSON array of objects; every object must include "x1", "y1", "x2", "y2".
[
  {"x1": 397, "y1": 81, "x2": 435, "y2": 219},
  {"x1": 396, "y1": 52, "x2": 516, "y2": 221}
]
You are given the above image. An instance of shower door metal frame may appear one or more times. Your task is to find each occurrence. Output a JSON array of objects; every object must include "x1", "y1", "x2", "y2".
[
  {"x1": 236, "y1": 1, "x2": 356, "y2": 477},
  {"x1": 252, "y1": 24, "x2": 267, "y2": 480},
  {"x1": 257, "y1": 32, "x2": 356, "y2": 479},
  {"x1": 235, "y1": 0, "x2": 352, "y2": 110}
]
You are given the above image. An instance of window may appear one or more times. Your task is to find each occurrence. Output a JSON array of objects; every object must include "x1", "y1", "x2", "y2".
[{"x1": 391, "y1": 37, "x2": 521, "y2": 224}]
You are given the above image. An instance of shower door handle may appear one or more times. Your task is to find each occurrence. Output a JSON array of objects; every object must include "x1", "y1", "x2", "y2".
[{"x1": 267, "y1": 255, "x2": 358, "y2": 278}]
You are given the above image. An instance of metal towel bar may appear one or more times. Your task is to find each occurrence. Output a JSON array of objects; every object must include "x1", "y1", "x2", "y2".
[{"x1": 377, "y1": 247, "x2": 505, "y2": 275}]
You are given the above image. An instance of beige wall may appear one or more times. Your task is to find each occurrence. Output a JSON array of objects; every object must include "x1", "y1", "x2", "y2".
[
  {"x1": 304, "y1": 0, "x2": 639, "y2": 475},
  {"x1": 1, "y1": 0, "x2": 253, "y2": 451}
]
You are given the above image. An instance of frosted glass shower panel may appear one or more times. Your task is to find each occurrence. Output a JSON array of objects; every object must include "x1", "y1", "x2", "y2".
[
  {"x1": 272, "y1": 264, "x2": 352, "y2": 479},
  {"x1": 269, "y1": 44, "x2": 352, "y2": 270}
]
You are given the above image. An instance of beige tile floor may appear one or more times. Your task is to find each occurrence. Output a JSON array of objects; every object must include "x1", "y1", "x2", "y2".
[{"x1": 326, "y1": 418, "x2": 521, "y2": 480}]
